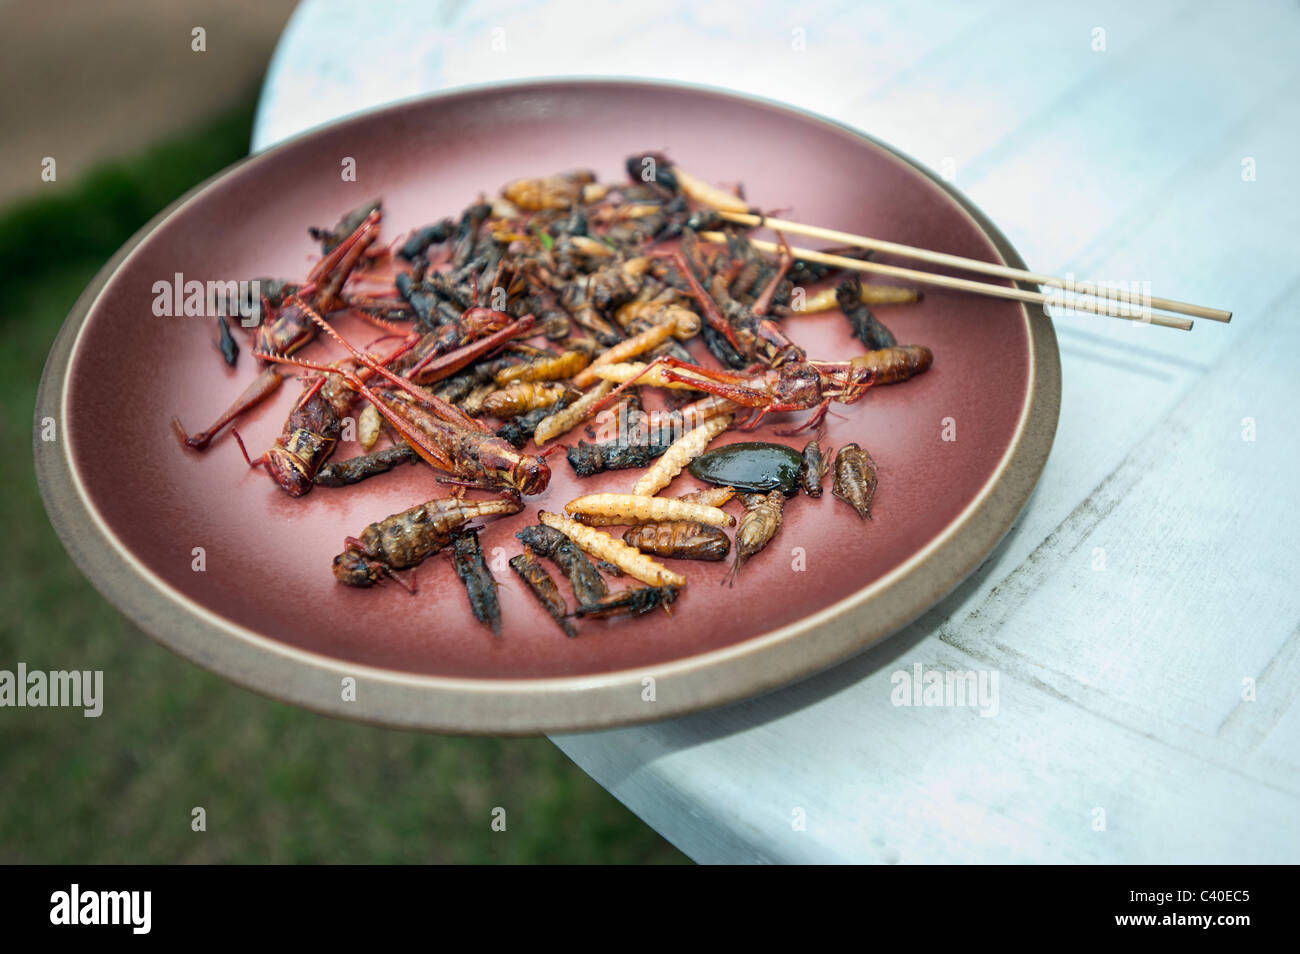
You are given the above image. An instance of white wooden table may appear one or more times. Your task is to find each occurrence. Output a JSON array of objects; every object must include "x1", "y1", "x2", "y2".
[{"x1": 255, "y1": 0, "x2": 1300, "y2": 863}]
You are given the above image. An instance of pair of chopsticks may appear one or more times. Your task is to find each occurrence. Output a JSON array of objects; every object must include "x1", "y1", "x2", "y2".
[{"x1": 699, "y1": 211, "x2": 1230, "y2": 331}]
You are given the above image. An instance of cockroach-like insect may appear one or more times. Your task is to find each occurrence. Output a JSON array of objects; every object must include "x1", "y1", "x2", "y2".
[
  {"x1": 832, "y1": 443, "x2": 878, "y2": 520},
  {"x1": 799, "y1": 440, "x2": 833, "y2": 498},
  {"x1": 725, "y1": 491, "x2": 784, "y2": 587}
]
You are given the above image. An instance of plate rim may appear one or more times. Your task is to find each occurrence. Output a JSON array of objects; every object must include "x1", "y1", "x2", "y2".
[{"x1": 35, "y1": 78, "x2": 1061, "y2": 734}]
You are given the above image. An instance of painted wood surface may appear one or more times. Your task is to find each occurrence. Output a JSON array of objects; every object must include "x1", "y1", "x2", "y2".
[{"x1": 255, "y1": 0, "x2": 1300, "y2": 863}]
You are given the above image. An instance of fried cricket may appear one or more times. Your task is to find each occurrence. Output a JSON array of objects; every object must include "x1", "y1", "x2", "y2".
[
  {"x1": 333, "y1": 494, "x2": 522, "y2": 590},
  {"x1": 449, "y1": 529, "x2": 502, "y2": 634},
  {"x1": 509, "y1": 548, "x2": 577, "y2": 638}
]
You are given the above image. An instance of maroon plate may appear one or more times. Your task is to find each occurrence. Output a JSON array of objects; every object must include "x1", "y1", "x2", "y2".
[{"x1": 36, "y1": 80, "x2": 1059, "y2": 733}]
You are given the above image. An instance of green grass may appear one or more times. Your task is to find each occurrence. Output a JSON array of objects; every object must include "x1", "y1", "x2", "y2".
[{"x1": 0, "y1": 99, "x2": 686, "y2": 864}]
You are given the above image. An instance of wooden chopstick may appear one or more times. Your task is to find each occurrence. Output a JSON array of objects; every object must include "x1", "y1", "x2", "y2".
[
  {"x1": 698, "y1": 232, "x2": 1195, "y2": 331},
  {"x1": 717, "y1": 210, "x2": 1230, "y2": 324}
]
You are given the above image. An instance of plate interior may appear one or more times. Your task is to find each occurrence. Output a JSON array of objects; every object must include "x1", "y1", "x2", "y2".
[{"x1": 65, "y1": 84, "x2": 1031, "y2": 679}]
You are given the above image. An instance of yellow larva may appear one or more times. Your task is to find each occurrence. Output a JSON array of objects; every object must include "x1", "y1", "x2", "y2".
[
  {"x1": 791, "y1": 284, "x2": 921, "y2": 314},
  {"x1": 633, "y1": 415, "x2": 732, "y2": 497},
  {"x1": 572, "y1": 486, "x2": 737, "y2": 526},
  {"x1": 589, "y1": 362, "x2": 702, "y2": 390},
  {"x1": 494, "y1": 349, "x2": 591, "y2": 385},
  {"x1": 565, "y1": 493, "x2": 735, "y2": 527},
  {"x1": 538, "y1": 512, "x2": 687, "y2": 588},
  {"x1": 573, "y1": 324, "x2": 674, "y2": 388},
  {"x1": 533, "y1": 380, "x2": 613, "y2": 446}
]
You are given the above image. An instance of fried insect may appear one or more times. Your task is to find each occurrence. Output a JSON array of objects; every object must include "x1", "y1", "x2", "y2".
[
  {"x1": 172, "y1": 210, "x2": 381, "y2": 451},
  {"x1": 780, "y1": 283, "x2": 920, "y2": 315},
  {"x1": 572, "y1": 311, "x2": 698, "y2": 389},
  {"x1": 234, "y1": 360, "x2": 356, "y2": 497},
  {"x1": 509, "y1": 548, "x2": 577, "y2": 638},
  {"x1": 495, "y1": 395, "x2": 566, "y2": 449},
  {"x1": 565, "y1": 493, "x2": 735, "y2": 527},
  {"x1": 538, "y1": 512, "x2": 687, "y2": 588},
  {"x1": 398, "y1": 219, "x2": 454, "y2": 261},
  {"x1": 480, "y1": 382, "x2": 569, "y2": 419},
  {"x1": 725, "y1": 491, "x2": 784, "y2": 587},
  {"x1": 566, "y1": 436, "x2": 671, "y2": 477},
  {"x1": 573, "y1": 584, "x2": 679, "y2": 619},
  {"x1": 632, "y1": 415, "x2": 733, "y2": 496},
  {"x1": 217, "y1": 314, "x2": 239, "y2": 366},
  {"x1": 493, "y1": 347, "x2": 591, "y2": 385},
  {"x1": 622, "y1": 522, "x2": 730, "y2": 561},
  {"x1": 533, "y1": 381, "x2": 613, "y2": 446},
  {"x1": 630, "y1": 395, "x2": 738, "y2": 443},
  {"x1": 832, "y1": 443, "x2": 878, "y2": 520},
  {"x1": 590, "y1": 361, "x2": 704, "y2": 390},
  {"x1": 595, "y1": 560, "x2": 624, "y2": 577},
  {"x1": 265, "y1": 331, "x2": 551, "y2": 496},
  {"x1": 558, "y1": 274, "x2": 624, "y2": 344},
  {"x1": 676, "y1": 486, "x2": 737, "y2": 508},
  {"x1": 799, "y1": 440, "x2": 832, "y2": 498},
  {"x1": 315, "y1": 444, "x2": 418, "y2": 487},
  {"x1": 333, "y1": 494, "x2": 523, "y2": 589},
  {"x1": 849, "y1": 346, "x2": 932, "y2": 386},
  {"x1": 309, "y1": 198, "x2": 382, "y2": 253},
  {"x1": 628, "y1": 152, "x2": 749, "y2": 213},
  {"x1": 449, "y1": 530, "x2": 502, "y2": 635},
  {"x1": 358, "y1": 403, "x2": 383, "y2": 450},
  {"x1": 614, "y1": 302, "x2": 701, "y2": 339},
  {"x1": 502, "y1": 170, "x2": 596, "y2": 211},
  {"x1": 836, "y1": 277, "x2": 897, "y2": 350},
  {"x1": 515, "y1": 524, "x2": 608, "y2": 605},
  {"x1": 599, "y1": 349, "x2": 931, "y2": 435},
  {"x1": 572, "y1": 486, "x2": 736, "y2": 526},
  {"x1": 689, "y1": 441, "x2": 803, "y2": 495}
]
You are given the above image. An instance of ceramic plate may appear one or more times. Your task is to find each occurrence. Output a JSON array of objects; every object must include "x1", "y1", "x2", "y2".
[{"x1": 36, "y1": 80, "x2": 1059, "y2": 733}]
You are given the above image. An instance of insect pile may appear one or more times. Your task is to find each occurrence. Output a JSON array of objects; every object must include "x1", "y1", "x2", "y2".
[{"x1": 174, "y1": 154, "x2": 932, "y2": 636}]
